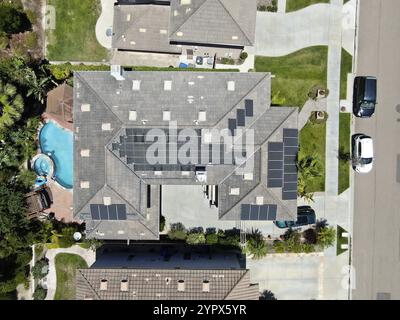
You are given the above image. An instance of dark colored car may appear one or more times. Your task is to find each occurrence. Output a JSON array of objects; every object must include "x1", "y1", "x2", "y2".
[
  {"x1": 353, "y1": 76, "x2": 377, "y2": 118},
  {"x1": 273, "y1": 206, "x2": 316, "y2": 229}
]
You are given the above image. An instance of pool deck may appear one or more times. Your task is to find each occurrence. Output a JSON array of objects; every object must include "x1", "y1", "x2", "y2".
[
  {"x1": 44, "y1": 181, "x2": 75, "y2": 223},
  {"x1": 40, "y1": 113, "x2": 75, "y2": 222}
]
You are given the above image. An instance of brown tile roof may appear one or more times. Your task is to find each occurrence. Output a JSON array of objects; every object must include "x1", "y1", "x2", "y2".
[
  {"x1": 76, "y1": 268, "x2": 259, "y2": 300},
  {"x1": 46, "y1": 83, "x2": 73, "y2": 123}
]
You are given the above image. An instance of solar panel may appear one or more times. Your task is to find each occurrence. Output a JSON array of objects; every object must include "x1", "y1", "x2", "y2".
[
  {"x1": 99, "y1": 205, "x2": 108, "y2": 220},
  {"x1": 282, "y1": 191, "x2": 297, "y2": 200},
  {"x1": 240, "y1": 204, "x2": 251, "y2": 220},
  {"x1": 90, "y1": 204, "x2": 100, "y2": 220},
  {"x1": 284, "y1": 155, "x2": 297, "y2": 164},
  {"x1": 236, "y1": 109, "x2": 246, "y2": 126},
  {"x1": 284, "y1": 137, "x2": 298, "y2": 146},
  {"x1": 283, "y1": 182, "x2": 297, "y2": 192},
  {"x1": 116, "y1": 204, "x2": 127, "y2": 220},
  {"x1": 284, "y1": 174, "x2": 297, "y2": 182},
  {"x1": 259, "y1": 205, "x2": 268, "y2": 220},
  {"x1": 268, "y1": 142, "x2": 283, "y2": 152},
  {"x1": 228, "y1": 119, "x2": 236, "y2": 136},
  {"x1": 283, "y1": 128, "x2": 298, "y2": 138},
  {"x1": 284, "y1": 165, "x2": 297, "y2": 173},
  {"x1": 268, "y1": 161, "x2": 283, "y2": 170},
  {"x1": 108, "y1": 205, "x2": 118, "y2": 220},
  {"x1": 284, "y1": 146, "x2": 298, "y2": 156},
  {"x1": 245, "y1": 99, "x2": 254, "y2": 117},
  {"x1": 250, "y1": 205, "x2": 260, "y2": 220},
  {"x1": 269, "y1": 152, "x2": 284, "y2": 161},
  {"x1": 267, "y1": 205, "x2": 277, "y2": 220},
  {"x1": 267, "y1": 179, "x2": 283, "y2": 188},
  {"x1": 269, "y1": 170, "x2": 283, "y2": 179}
]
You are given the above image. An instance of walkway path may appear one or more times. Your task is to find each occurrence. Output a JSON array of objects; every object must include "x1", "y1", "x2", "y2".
[
  {"x1": 325, "y1": 0, "x2": 343, "y2": 197},
  {"x1": 277, "y1": 0, "x2": 286, "y2": 13},
  {"x1": 96, "y1": 0, "x2": 115, "y2": 49},
  {"x1": 44, "y1": 246, "x2": 96, "y2": 300}
]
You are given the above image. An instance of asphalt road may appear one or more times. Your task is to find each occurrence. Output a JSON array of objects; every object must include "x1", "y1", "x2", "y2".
[{"x1": 352, "y1": 0, "x2": 400, "y2": 300}]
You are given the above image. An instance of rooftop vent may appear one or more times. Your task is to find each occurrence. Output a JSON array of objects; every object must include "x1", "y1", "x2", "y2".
[
  {"x1": 163, "y1": 111, "x2": 171, "y2": 121},
  {"x1": 101, "y1": 123, "x2": 111, "y2": 131},
  {"x1": 81, "y1": 104, "x2": 91, "y2": 112},
  {"x1": 117, "y1": 230, "x2": 125, "y2": 235},
  {"x1": 155, "y1": 171, "x2": 163, "y2": 176},
  {"x1": 83, "y1": 295, "x2": 94, "y2": 300},
  {"x1": 165, "y1": 277, "x2": 171, "y2": 285},
  {"x1": 230, "y1": 188, "x2": 240, "y2": 195},
  {"x1": 132, "y1": 80, "x2": 141, "y2": 91},
  {"x1": 256, "y1": 196, "x2": 264, "y2": 205},
  {"x1": 80, "y1": 181, "x2": 90, "y2": 189},
  {"x1": 174, "y1": 10, "x2": 179, "y2": 16},
  {"x1": 129, "y1": 110, "x2": 137, "y2": 121},
  {"x1": 176, "y1": 32, "x2": 183, "y2": 37},
  {"x1": 164, "y1": 80, "x2": 172, "y2": 91},
  {"x1": 243, "y1": 172, "x2": 253, "y2": 181},
  {"x1": 110, "y1": 65, "x2": 125, "y2": 81},
  {"x1": 126, "y1": 14, "x2": 131, "y2": 21},
  {"x1": 103, "y1": 197, "x2": 111, "y2": 206},
  {"x1": 160, "y1": 29, "x2": 167, "y2": 34},
  {"x1": 198, "y1": 111, "x2": 206, "y2": 122},
  {"x1": 181, "y1": 0, "x2": 191, "y2": 5},
  {"x1": 80, "y1": 149, "x2": 90, "y2": 157},
  {"x1": 120, "y1": 279, "x2": 128, "y2": 292},
  {"x1": 232, "y1": 36, "x2": 239, "y2": 40},
  {"x1": 139, "y1": 28, "x2": 146, "y2": 33},
  {"x1": 130, "y1": 41, "x2": 136, "y2": 45},
  {"x1": 100, "y1": 279, "x2": 108, "y2": 291},
  {"x1": 227, "y1": 81, "x2": 235, "y2": 91},
  {"x1": 202, "y1": 280, "x2": 210, "y2": 292},
  {"x1": 177, "y1": 280, "x2": 185, "y2": 292}
]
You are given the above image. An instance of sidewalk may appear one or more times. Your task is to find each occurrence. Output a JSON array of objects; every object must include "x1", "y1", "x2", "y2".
[{"x1": 44, "y1": 246, "x2": 96, "y2": 300}]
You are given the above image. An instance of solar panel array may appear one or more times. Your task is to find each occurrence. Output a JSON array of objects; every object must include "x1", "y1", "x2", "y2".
[
  {"x1": 227, "y1": 99, "x2": 254, "y2": 136},
  {"x1": 240, "y1": 204, "x2": 277, "y2": 221},
  {"x1": 282, "y1": 129, "x2": 298, "y2": 200},
  {"x1": 267, "y1": 128, "x2": 298, "y2": 200},
  {"x1": 90, "y1": 204, "x2": 128, "y2": 220}
]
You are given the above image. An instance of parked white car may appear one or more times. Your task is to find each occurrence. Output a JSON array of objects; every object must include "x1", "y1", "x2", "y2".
[{"x1": 352, "y1": 134, "x2": 374, "y2": 173}]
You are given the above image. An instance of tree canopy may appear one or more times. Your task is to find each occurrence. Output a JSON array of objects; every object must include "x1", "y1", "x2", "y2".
[{"x1": 0, "y1": 4, "x2": 31, "y2": 35}]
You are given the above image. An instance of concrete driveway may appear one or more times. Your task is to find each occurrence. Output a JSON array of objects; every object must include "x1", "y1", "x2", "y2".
[{"x1": 255, "y1": 0, "x2": 356, "y2": 57}]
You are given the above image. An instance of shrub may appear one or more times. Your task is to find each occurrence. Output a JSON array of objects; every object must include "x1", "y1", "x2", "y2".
[
  {"x1": 159, "y1": 215, "x2": 166, "y2": 232},
  {"x1": 186, "y1": 232, "x2": 206, "y2": 245},
  {"x1": 33, "y1": 286, "x2": 47, "y2": 300},
  {"x1": 0, "y1": 31, "x2": 8, "y2": 49},
  {"x1": 31, "y1": 259, "x2": 48, "y2": 280},
  {"x1": 168, "y1": 223, "x2": 187, "y2": 241},
  {"x1": 0, "y1": 5, "x2": 31, "y2": 35},
  {"x1": 303, "y1": 228, "x2": 317, "y2": 244},
  {"x1": 205, "y1": 232, "x2": 219, "y2": 245},
  {"x1": 58, "y1": 227, "x2": 77, "y2": 248},
  {"x1": 240, "y1": 52, "x2": 248, "y2": 60},
  {"x1": 49, "y1": 63, "x2": 72, "y2": 81},
  {"x1": 317, "y1": 226, "x2": 336, "y2": 249},
  {"x1": 260, "y1": 290, "x2": 277, "y2": 300},
  {"x1": 247, "y1": 238, "x2": 268, "y2": 259},
  {"x1": 220, "y1": 57, "x2": 235, "y2": 65},
  {"x1": 24, "y1": 31, "x2": 38, "y2": 49},
  {"x1": 16, "y1": 169, "x2": 36, "y2": 189}
]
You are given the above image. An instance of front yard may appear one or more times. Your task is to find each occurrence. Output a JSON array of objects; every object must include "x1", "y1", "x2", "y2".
[
  {"x1": 46, "y1": 0, "x2": 108, "y2": 61},
  {"x1": 286, "y1": 0, "x2": 330, "y2": 12},
  {"x1": 255, "y1": 46, "x2": 328, "y2": 108},
  {"x1": 54, "y1": 253, "x2": 87, "y2": 300},
  {"x1": 298, "y1": 117, "x2": 326, "y2": 192},
  {"x1": 338, "y1": 113, "x2": 351, "y2": 194},
  {"x1": 340, "y1": 49, "x2": 353, "y2": 100}
]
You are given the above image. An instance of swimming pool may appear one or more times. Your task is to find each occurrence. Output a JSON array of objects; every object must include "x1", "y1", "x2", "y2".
[{"x1": 39, "y1": 121, "x2": 73, "y2": 189}]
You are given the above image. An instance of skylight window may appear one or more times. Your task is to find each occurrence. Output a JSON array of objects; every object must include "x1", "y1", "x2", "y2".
[
  {"x1": 81, "y1": 104, "x2": 90, "y2": 112},
  {"x1": 164, "y1": 80, "x2": 172, "y2": 91},
  {"x1": 129, "y1": 110, "x2": 137, "y2": 121},
  {"x1": 132, "y1": 80, "x2": 141, "y2": 91},
  {"x1": 163, "y1": 111, "x2": 171, "y2": 121},
  {"x1": 227, "y1": 81, "x2": 235, "y2": 91}
]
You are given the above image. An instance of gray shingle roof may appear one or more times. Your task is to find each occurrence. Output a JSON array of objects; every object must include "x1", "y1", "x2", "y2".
[
  {"x1": 73, "y1": 70, "x2": 298, "y2": 240},
  {"x1": 169, "y1": 0, "x2": 257, "y2": 46},
  {"x1": 112, "y1": 4, "x2": 182, "y2": 54},
  {"x1": 76, "y1": 268, "x2": 259, "y2": 300}
]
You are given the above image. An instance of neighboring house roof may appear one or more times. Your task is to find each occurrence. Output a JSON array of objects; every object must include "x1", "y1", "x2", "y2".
[
  {"x1": 169, "y1": 0, "x2": 257, "y2": 46},
  {"x1": 46, "y1": 83, "x2": 73, "y2": 123},
  {"x1": 76, "y1": 268, "x2": 259, "y2": 300},
  {"x1": 112, "y1": 4, "x2": 182, "y2": 54},
  {"x1": 73, "y1": 71, "x2": 298, "y2": 240}
]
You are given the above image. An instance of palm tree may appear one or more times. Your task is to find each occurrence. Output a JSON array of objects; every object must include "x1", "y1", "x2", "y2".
[
  {"x1": 0, "y1": 81, "x2": 24, "y2": 132},
  {"x1": 25, "y1": 66, "x2": 57, "y2": 104},
  {"x1": 297, "y1": 154, "x2": 322, "y2": 202}
]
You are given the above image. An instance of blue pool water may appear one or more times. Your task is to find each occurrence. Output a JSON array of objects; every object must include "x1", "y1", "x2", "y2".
[
  {"x1": 39, "y1": 121, "x2": 73, "y2": 189},
  {"x1": 34, "y1": 155, "x2": 52, "y2": 176}
]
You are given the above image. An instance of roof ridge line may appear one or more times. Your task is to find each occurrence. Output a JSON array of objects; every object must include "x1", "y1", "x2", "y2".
[
  {"x1": 212, "y1": 73, "x2": 270, "y2": 129},
  {"x1": 217, "y1": 0, "x2": 253, "y2": 45},
  {"x1": 77, "y1": 269, "x2": 102, "y2": 300},
  {"x1": 106, "y1": 182, "x2": 142, "y2": 217},
  {"x1": 169, "y1": 0, "x2": 208, "y2": 36},
  {"x1": 223, "y1": 269, "x2": 248, "y2": 300}
]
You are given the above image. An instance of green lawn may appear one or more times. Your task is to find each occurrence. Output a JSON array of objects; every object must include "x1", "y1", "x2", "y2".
[
  {"x1": 286, "y1": 0, "x2": 330, "y2": 12},
  {"x1": 46, "y1": 0, "x2": 109, "y2": 61},
  {"x1": 54, "y1": 253, "x2": 88, "y2": 300},
  {"x1": 255, "y1": 46, "x2": 328, "y2": 108},
  {"x1": 298, "y1": 118, "x2": 326, "y2": 192},
  {"x1": 340, "y1": 49, "x2": 353, "y2": 100},
  {"x1": 338, "y1": 113, "x2": 351, "y2": 194}
]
